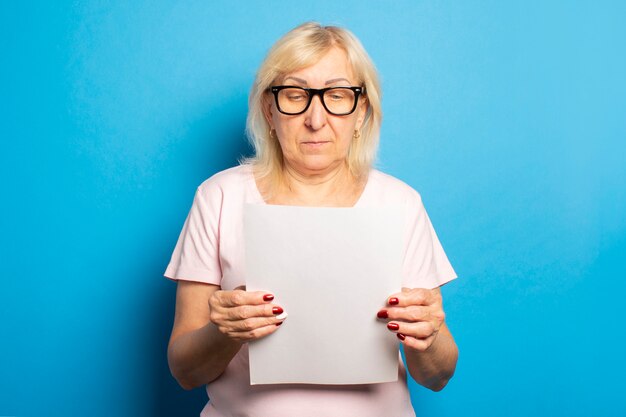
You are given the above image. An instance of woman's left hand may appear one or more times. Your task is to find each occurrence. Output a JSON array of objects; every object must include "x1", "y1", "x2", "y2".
[{"x1": 377, "y1": 287, "x2": 446, "y2": 352}]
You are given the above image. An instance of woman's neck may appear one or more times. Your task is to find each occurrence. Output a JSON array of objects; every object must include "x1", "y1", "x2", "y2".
[
  {"x1": 284, "y1": 160, "x2": 347, "y2": 185},
  {"x1": 261, "y1": 162, "x2": 364, "y2": 207}
]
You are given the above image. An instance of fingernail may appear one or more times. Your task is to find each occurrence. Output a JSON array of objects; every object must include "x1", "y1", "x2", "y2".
[
  {"x1": 276, "y1": 312, "x2": 288, "y2": 320},
  {"x1": 263, "y1": 294, "x2": 274, "y2": 302},
  {"x1": 397, "y1": 333, "x2": 406, "y2": 341},
  {"x1": 377, "y1": 309, "x2": 388, "y2": 319},
  {"x1": 272, "y1": 306, "x2": 284, "y2": 315},
  {"x1": 387, "y1": 322, "x2": 400, "y2": 331},
  {"x1": 388, "y1": 297, "x2": 399, "y2": 305},
  {"x1": 276, "y1": 321, "x2": 283, "y2": 326}
]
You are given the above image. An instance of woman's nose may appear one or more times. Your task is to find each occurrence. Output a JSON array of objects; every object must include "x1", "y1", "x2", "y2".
[{"x1": 304, "y1": 95, "x2": 328, "y2": 130}]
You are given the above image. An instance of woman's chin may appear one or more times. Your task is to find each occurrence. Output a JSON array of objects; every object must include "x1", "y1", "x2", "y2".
[{"x1": 291, "y1": 155, "x2": 344, "y2": 175}]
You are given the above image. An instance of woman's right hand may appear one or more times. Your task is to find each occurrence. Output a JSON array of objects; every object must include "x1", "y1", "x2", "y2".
[{"x1": 208, "y1": 287, "x2": 287, "y2": 343}]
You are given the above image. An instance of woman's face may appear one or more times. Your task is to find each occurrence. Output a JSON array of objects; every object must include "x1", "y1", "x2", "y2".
[{"x1": 266, "y1": 47, "x2": 367, "y2": 177}]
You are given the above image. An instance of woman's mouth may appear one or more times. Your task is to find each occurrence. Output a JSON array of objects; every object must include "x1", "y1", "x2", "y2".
[{"x1": 301, "y1": 140, "x2": 331, "y2": 147}]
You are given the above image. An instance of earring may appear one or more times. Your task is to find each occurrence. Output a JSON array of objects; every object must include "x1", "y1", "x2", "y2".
[
  {"x1": 269, "y1": 128, "x2": 276, "y2": 139},
  {"x1": 353, "y1": 129, "x2": 361, "y2": 139}
]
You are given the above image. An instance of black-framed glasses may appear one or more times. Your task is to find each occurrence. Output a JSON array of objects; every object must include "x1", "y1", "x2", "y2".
[{"x1": 269, "y1": 86, "x2": 364, "y2": 116}]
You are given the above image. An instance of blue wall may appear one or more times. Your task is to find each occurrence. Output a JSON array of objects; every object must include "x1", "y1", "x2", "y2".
[{"x1": 2, "y1": 2, "x2": 625, "y2": 416}]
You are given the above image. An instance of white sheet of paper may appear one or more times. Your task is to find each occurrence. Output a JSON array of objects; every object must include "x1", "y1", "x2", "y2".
[{"x1": 244, "y1": 204, "x2": 404, "y2": 385}]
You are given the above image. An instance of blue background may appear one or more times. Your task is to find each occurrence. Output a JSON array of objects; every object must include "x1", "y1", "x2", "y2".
[{"x1": 2, "y1": 1, "x2": 625, "y2": 416}]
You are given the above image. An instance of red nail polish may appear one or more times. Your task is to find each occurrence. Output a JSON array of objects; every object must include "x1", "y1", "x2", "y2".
[
  {"x1": 276, "y1": 321, "x2": 283, "y2": 326},
  {"x1": 263, "y1": 294, "x2": 274, "y2": 302},
  {"x1": 272, "y1": 306, "x2": 284, "y2": 315},
  {"x1": 389, "y1": 297, "x2": 399, "y2": 305},
  {"x1": 387, "y1": 322, "x2": 400, "y2": 331},
  {"x1": 397, "y1": 333, "x2": 406, "y2": 341},
  {"x1": 377, "y1": 310, "x2": 388, "y2": 319}
]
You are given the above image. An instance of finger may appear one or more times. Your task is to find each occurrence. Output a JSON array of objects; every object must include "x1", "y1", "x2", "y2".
[
  {"x1": 226, "y1": 303, "x2": 286, "y2": 321},
  {"x1": 384, "y1": 305, "x2": 445, "y2": 324},
  {"x1": 382, "y1": 305, "x2": 430, "y2": 322},
  {"x1": 226, "y1": 315, "x2": 286, "y2": 333},
  {"x1": 398, "y1": 334, "x2": 436, "y2": 352},
  {"x1": 227, "y1": 322, "x2": 284, "y2": 342},
  {"x1": 387, "y1": 288, "x2": 439, "y2": 307},
  {"x1": 386, "y1": 320, "x2": 435, "y2": 340},
  {"x1": 211, "y1": 305, "x2": 287, "y2": 329},
  {"x1": 214, "y1": 289, "x2": 276, "y2": 308}
]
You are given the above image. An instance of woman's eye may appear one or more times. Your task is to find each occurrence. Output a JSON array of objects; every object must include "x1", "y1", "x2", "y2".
[
  {"x1": 287, "y1": 93, "x2": 306, "y2": 101},
  {"x1": 328, "y1": 93, "x2": 347, "y2": 101}
]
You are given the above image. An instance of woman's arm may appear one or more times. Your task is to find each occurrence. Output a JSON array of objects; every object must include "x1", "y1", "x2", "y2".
[
  {"x1": 167, "y1": 281, "x2": 285, "y2": 390},
  {"x1": 378, "y1": 287, "x2": 458, "y2": 391}
]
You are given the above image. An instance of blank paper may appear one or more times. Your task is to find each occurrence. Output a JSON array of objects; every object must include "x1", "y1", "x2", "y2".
[{"x1": 244, "y1": 204, "x2": 404, "y2": 385}]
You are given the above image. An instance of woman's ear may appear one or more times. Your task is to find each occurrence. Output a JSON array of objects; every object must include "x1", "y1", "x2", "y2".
[
  {"x1": 355, "y1": 97, "x2": 369, "y2": 130},
  {"x1": 262, "y1": 93, "x2": 274, "y2": 128}
]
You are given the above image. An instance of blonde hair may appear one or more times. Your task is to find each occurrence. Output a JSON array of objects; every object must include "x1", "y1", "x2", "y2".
[{"x1": 245, "y1": 22, "x2": 382, "y2": 183}]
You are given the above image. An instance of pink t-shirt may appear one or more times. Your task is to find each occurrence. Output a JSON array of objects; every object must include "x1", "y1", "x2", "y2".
[{"x1": 164, "y1": 164, "x2": 457, "y2": 417}]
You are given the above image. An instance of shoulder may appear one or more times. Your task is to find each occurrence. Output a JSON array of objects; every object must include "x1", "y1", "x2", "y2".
[
  {"x1": 366, "y1": 169, "x2": 424, "y2": 207},
  {"x1": 196, "y1": 164, "x2": 253, "y2": 201}
]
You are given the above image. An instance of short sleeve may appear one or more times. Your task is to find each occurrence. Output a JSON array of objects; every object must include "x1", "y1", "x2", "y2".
[
  {"x1": 164, "y1": 184, "x2": 223, "y2": 285},
  {"x1": 401, "y1": 191, "x2": 457, "y2": 289}
]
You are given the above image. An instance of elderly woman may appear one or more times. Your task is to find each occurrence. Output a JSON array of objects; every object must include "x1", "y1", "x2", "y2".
[{"x1": 165, "y1": 22, "x2": 458, "y2": 417}]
